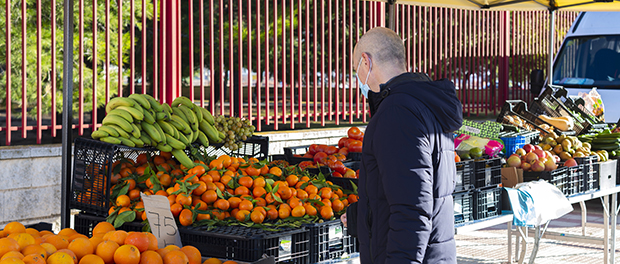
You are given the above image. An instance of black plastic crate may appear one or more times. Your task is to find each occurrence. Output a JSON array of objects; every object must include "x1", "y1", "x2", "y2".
[
  {"x1": 529, "y1": 94, "x2": 589, "y2": 135},
  {"x1": 455, "y1": 160, "x2": 474, "y2": 192},
  {"x1": 473, "y1": 158, "x2": 502, "y2": 188},
  {"x1": 342, "y1": 161, "x2": 360, "y2": 171},
  {"x1": 453, "y1": 190, "x2": 474, "y2": 224},
  {"x1": 326, "y1": 177, "x2": 358, "y2": 192},
  {"x1": 283, "y1": 145, "x2": 314, "y2": 165},
  {"x1": 497, "y1": 100, "x2": 554, "y2": 135},
  {"x1": 302, "y1": 219, "x2": 357, "y2": 263},
  {"x1": 522, "y1": 167, "x2": 574, "y2": 196},
  {"x1": 575, "y1": 155, "x2": 598, "y2": 191},
  {"x1": 71, "y1": 137, "x2": 159, "y2": 216},
  {"x1": 473, "y1": 186, "x2": 502, "y2": 220},
  {"x1": 179, "y1": 225, "x2": 309, "y2": 264},
  {"x1": 565, "y1": 165, "x2": 584, "y2": 196},
  {"x1": 347, "y1": 152, "x2": 362, "y2": 161},
  {"x1": 73, "y1": 213, "x2": 144, "y2": 237},
  {"x1": 198, "y1": 135, "x2": 269, "y2": 159}
]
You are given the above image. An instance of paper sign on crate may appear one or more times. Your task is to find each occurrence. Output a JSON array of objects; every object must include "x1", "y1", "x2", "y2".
[
  {"x1": 140, "y1": 193, "x2": 183, "y2": 248},
  {"x1": 457, "y1": 120, "x2": 501, "y2": 139}
]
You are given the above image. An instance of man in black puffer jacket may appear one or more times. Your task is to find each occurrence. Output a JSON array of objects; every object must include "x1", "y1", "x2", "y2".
[{"x1": 349, "y1": 27, "x2": 462, "y2": 264}]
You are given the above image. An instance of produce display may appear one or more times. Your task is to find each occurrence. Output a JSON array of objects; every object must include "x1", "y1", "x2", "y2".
[
  {"x1": 506, "y1": 143, "x2": 563, "y2": 172},
  {"x1": 537, "y1": 132, "x2": 599, "y2": 161},
  {"x1": 106, "y1": 153, "x2": 357, "y2": 230},
  {"x1": 92, "y1": 95, "x2": 252, "y2": 170},
  {"x1": 0, "y1": 221, "x2": 232, "y2": 264},
  {"x1": 579, "y1": 128, "x2": 620, "y2": 159}
]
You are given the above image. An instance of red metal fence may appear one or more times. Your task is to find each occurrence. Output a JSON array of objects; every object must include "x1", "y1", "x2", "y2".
[{"x1": 0, "y1": 0, "x2": 577, "y2": 145}]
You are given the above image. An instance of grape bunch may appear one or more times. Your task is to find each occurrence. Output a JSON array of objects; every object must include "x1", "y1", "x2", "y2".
[{"x1": 213, "y1": 115, "x2": 256, "y2": 150}]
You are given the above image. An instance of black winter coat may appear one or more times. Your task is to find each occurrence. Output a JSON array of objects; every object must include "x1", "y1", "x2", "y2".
[{"x1": 356, "y1": 72, "x2": 463, "y2": 264}]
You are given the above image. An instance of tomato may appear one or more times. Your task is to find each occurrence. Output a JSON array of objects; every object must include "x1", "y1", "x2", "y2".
[
  {"x1": 338, "y1": 147, "x2": 349, "y2": 157},
  {"x1": 298, "y1": 161, "x2": 314, "y2": 170},
  {"x1": 324, "y1": 146, "x2": 339, "y2": 155},
  {"x1": 308, "y1": 144, "x2": 319, "y2": 155},
  {"x1": 348, "y1": 127, "x2": 363, "y2": 140},
  {"x1": 345, "y1": 138, "x2": 358, "y2": 148},
  {"x1": 303, "y1": 152, "x2": 314, "y2": 158},
  {"x1": 348, "y1": 140, "x2": 363, "y2": 153},
  {"x1": 332, "y1": 171, "x2": 343, "y2": 178},
  {"x1": 332, "y1": 153, "x2": 347, "y2": 162},
  {"x1": 315, "y1": 144, "x2": 328, "y2": 154},
  {"x1": 338, "y1": 137, "x2": 349, "y2": 148},
  {"x1": 313, "y1": 152, "x2": 328, "y2": 163},
  {"x1": 333, "y1": 161, "x2": 347, "y2": 175}
]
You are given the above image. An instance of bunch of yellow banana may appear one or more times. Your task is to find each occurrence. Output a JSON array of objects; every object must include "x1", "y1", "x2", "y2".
[{"x1": 92, "y1": 95, "x2": 222, "y2": 170}]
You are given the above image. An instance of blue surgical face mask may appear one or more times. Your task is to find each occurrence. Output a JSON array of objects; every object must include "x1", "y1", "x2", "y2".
[{"x1": 356, "y1": 57, "x2": 372, "y2": 98}]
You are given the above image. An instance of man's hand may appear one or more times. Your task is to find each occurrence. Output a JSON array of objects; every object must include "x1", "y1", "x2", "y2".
[{"x1": 340, "y1": 213, "x2": 347, "y2": 227}]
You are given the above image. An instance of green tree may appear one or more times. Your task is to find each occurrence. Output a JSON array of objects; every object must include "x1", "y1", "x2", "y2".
[{"x1": 0, "y1": 0, "x2": 154, "y2": 118}]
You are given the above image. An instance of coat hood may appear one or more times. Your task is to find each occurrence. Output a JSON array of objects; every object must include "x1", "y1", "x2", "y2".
[{"x1": 373, "y1": 72, "x2": 463, "y2": 133}]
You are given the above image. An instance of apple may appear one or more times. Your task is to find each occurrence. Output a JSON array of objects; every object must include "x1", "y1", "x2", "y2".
[
  {"x1": 564, "y1": 158, "x2": 579, "y2": 167},
  {"x1": 515, "y1": 148, "x2": 527, "y2": 157},
  {"x1": 533, "y1": 149, "x2": 546, "y2": 159},
  {"x1": 545, "y1": 151, "x2": 555, "y2": 159},
  {"x1": 523, "y1": 144, "x2": 535, "y2": 153},
  {"x1": 531, "y1": 160, "x2": 545, "y2": 172},
  {"x1": 521, "y1": 161, "x2": 532, "y2": 171},
  {"x1": 507, "y1": 155, "x2": 522, "y2": 167},
  {"x1": 544, "y1": 158, "x2": 557, "y2": 171},
  {"x1": 525, "y1": 152, "x2": 539, "y2": 163},
  {"x1": 534, "y1": 145, "x2": 543, "y2": 152},
  {"x1": 554, "y1": 155, "x2": 561, "y2": 163}
]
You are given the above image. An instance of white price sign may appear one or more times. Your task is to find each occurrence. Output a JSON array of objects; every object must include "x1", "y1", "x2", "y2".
[{"x1": 140, "y1": 193, "x2": 183, "y2": 248}]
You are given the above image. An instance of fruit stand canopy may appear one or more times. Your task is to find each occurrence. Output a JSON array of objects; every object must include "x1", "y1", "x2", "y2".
[{"x1": 373, "y1": 0, "x2": 620, "y2": 11}]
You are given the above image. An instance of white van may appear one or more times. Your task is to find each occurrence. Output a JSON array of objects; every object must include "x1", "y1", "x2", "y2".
[{"x1": 533, "y1": 11, "x2": 620, "y2": 123}]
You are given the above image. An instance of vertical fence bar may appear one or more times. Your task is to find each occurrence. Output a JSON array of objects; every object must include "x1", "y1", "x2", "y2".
[
  {"x1": 281, "y1": 0, "x2": 287, "y2": 126},
  {"x1": 255, "y1": 0, "x2": 261, "y2": 127},
  {"x1": 305, "y1": 0, "x2": 310, "y2": 127},
  {"x1": 289, "y1": 0, "x2": 294, "y2": 128},
  {"x1": 130, "y1": 0, "x2": 135, "y2": 94},
  {"x1": 177, "y1": 0, "x2": 182, "y2": 98},
  {"x1": 200, "y1": 0, "x2": 205, "y2": 107},
  {"x1": 247, "y1": 0, "x2": 252, "y2": 123},
  {"x1": 153, "y1": 0, "x2": 158, "y2": 99},
  {"x1": 263, "y1": 0, "x2": 269, "y2": 129},
  {"x1": 298, "y1": 0, "x2": 303, "y2": 126},
  {"x1": 51, "y1": 0, "x2": 57, "y2": 137},
  {"x1": 118, "y1": 0, "x2": 123, "y2": 96},
  {"x1": 228, "y1": 0, "x2": 233, "y2": 116},
  {"x1": 273, "y1": 0, "x2": 278, "y2": 129},
  {"x1": 328, "y1": 0, "x2": 332, "y2": 122},
  {"x1": 218, "y1": 0, "x2": 224, "y2": 115},
  {"x1": 142, "y1": 0, "x2": 146, "y2": 94},
  {"x1": 348, "y1": 0, "x2": 352, "y2": 123},
  {"x1": 355, "y1": 0, "x2": 360, "y2": 119},
  {"x1": 161, "y1": 0, "x2": 166, "y2": 102},
  {"x1": 36, "y1": 0, "x2": 42, "y2": 143},
  {"x1": 78, "y1": 0, "x2": 84, "y2": 135},
  {"x1": 106, "y1": 0, "x2": 110, "y2": 103},
  {"x1": 189, "y1": 0, "x2": 194, "y2": 101},
  {"x1": 210, "y1": 0, "x2": 215, "y2": 113},
  {"x1": 92, "y1": 0, "x2": 98, "y2": 132},
  {"x1": 238, "y1": 0, "x2": 243, "y2": 117},
  {"x1": 313, "y1": 0, "x2": 318, "y2": 123},
  {"x1": 21, "y1": 0, "x2": 27, "y2": 138},
  {"x1": 334, "y1": 0, "x2": 339, "y2": 126}
]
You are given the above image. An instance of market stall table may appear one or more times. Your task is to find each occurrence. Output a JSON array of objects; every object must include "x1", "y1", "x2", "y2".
[{"x1": 507, "y1": 185, "x2": 620, "y2": 264}]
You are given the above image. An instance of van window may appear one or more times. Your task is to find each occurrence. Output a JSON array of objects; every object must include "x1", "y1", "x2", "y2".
[{"x1": 553, "y1": 35, "x2": 620, "y2": 88}]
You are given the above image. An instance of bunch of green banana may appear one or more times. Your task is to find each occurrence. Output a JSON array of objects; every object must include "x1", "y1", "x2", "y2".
[{"x1": 93, "y1": 95, "x2": 221, "y2": 170}]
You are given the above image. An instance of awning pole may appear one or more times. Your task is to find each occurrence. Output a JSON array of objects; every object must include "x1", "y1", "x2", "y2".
[
  {"x1": 60, "y1": 0, "x2": 74, "y2": 229},
  {"x1": 548, "y1": 9, "x2": 555, "y2": 85}
]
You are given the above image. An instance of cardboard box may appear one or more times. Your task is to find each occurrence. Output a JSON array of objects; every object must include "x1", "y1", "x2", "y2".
[{"x1": 501, "y1": 167, "x2": 523, "y2": 188}]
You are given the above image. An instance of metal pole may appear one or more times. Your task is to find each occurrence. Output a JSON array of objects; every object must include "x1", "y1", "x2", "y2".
[
  {"x1": 548, "y1": 10, "x2": 555, "y2": 84},
  {"x1": 61, "y1": 0, "x2": 75, "y2": 229}
]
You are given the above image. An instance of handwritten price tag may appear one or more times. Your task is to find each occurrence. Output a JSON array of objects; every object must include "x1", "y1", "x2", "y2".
[{"x1": 140, "y1": 193, "x2": 183, "y2": 248}]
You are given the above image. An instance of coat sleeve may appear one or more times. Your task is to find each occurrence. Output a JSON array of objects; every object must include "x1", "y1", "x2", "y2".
[{"x1": 373, "y1": 105, "x2": 433, "y2": 263}]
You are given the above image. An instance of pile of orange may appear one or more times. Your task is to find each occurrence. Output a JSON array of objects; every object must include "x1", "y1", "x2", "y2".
[
  {"x1": 0, "y1": 221, "x2": 235, "y2": 264},
  {"x1": 106, "y1": 152, "x2": 358, "y2": 227}
]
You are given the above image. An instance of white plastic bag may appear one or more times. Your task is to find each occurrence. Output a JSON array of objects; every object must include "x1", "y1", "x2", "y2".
[
  {"x1": 505, "y1": 180, "x2": 573, "y2": 227},
  {"x1": 579, "y1": 88, "x2": 605, "y2": 120}
]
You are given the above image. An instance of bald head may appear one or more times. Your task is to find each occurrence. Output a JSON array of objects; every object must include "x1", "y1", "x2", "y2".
[{"x1": 354, "y1": 27, "x2": 407, "y2": 70}]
